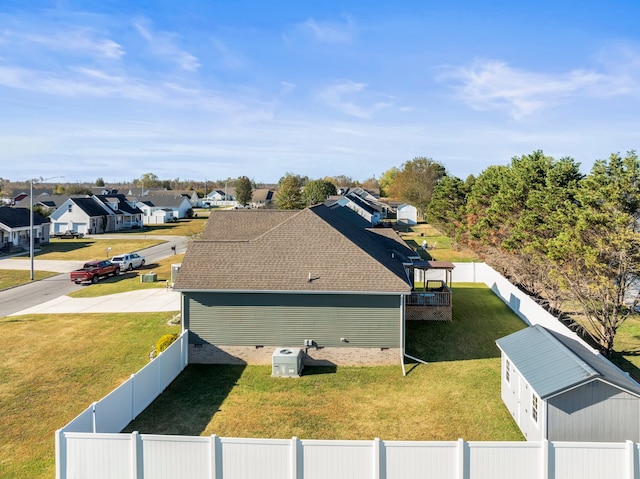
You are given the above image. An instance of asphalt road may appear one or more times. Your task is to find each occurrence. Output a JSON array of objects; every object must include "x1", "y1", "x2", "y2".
[{"x1": 0, "y1": 235, "x2": 188, "y2": 317}]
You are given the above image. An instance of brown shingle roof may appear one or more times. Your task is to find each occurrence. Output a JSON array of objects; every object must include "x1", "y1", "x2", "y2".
[{"x1": 175, "y1": 205, "x2": 413, "y2": 293}]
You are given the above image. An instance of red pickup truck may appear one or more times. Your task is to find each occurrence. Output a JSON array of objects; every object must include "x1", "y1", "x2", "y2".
[{"x1": 70, "y1": 260, "x2": 120, "y2": 284}]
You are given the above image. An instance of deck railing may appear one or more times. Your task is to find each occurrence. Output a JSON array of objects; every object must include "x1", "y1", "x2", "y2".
[{"x1": 407, "y1": 280, "x2": 452, "y2": 307}]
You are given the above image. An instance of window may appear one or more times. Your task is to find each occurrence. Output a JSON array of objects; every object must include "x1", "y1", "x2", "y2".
[
  {"x1": 531, "y1": 393, "x2": 539, "y2": 423},
  {"x1": 68, "y1": 204, "x2": 72, "y2": 212},
  {"x1": 505, "y1": 359, "x2": 511, "y2": 383}
]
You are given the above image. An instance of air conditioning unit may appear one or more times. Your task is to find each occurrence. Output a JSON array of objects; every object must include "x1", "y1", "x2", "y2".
[{"x1": 272, "y1": 347, "x2": 304, "y2": 377}]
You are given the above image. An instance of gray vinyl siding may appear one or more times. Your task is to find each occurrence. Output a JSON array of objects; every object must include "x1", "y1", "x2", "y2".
[
  {"x1": 547, "y1": 380, "x2": 640, "y2": 442},
  {"x1": 184, "y1": 292, "x2": 401, "y2": 348}
]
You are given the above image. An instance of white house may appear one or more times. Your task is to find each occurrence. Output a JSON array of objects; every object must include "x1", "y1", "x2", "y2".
[
  {"x1": 206, "y1": 189, "x2": 236, "y2": 207},
  {"x1": 49, "y1": 195, "x2": 143, "y2": 235},
  {"x1": 332, "y1": 193, "x2": 382, "y2": 226},
  {"x1": 0, "y1": 206, "x2": 50, "y2": 251},
  {"x1": 397, "y1": 203, "x2": 418, "y2": 225},
  {"x1": 136, "y1": 195, "x2": 192, "y2": 221}
]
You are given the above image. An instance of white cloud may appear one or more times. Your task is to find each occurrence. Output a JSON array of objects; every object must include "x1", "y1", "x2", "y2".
[
  {"x1": 2, "y1": 28, "x2": 125, "y2": 59},
  {"x1": 280, "y1": 81, "x2": 296, "y2": 94},
  {"x1": 318, "y1": 80, "x2": 392, "y2": 118},
  {"x1": 295, "y1": 16, "x2": 355, "y2": 44},
  {"x1": 437, "y1": 59, "x2": 619, "y2": 119},
  {"x1": 0, "y1": 64, "x2": 267, "y2": 116},
  {"x1": 133, "y1": 18, "x2": 200, "y2": 72}
]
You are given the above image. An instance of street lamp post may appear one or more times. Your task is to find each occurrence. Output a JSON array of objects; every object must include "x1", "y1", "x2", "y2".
[{"x1": 30, "y1": 176, "x2": 64, "y2": 281}]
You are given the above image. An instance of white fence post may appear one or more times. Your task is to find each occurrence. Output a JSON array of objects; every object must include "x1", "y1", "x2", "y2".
[
  {"x1": 55, "y1": 429, "x2": 65, "y2": 479},
  {"x1": 457, "y1": 438, "x2": 466, "y2": 479},
  {"x1": 131, "y1": 431, "x2": 140, "y2": 479},
  {"x1": 540, "y1": 440, "x2": 549, "y2": 479},
  {"x1": 91, "y1": 401, "x2": 97, "y2": 433},
  {"x1": 373, "y1": 437, "x2": 381, "y2": 479},
  {"x1": 627, "y1": 440, "x2": 636, "y2": 479},
  {"x1": 291, "y1": 436, "x2": 299, "y2": 479},
  {"x1": 130, "y1": 373, "x2": 136, "y2": 422},
  {"x1": 210, "y1": 434, "x2": 220, "y2": 479}
]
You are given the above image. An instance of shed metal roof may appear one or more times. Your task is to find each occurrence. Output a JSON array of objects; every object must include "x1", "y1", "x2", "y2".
[
  {"x1": 496, "y1": 325, "x2": 640, "y2": 399},
  {"x1": 496, "y1": 325, "x2": 600, "y2": 398}
]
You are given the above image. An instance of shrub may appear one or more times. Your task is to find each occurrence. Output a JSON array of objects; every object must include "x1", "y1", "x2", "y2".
[{"x1": 155, "y1": 333, "x2": 179, "y2": 355}]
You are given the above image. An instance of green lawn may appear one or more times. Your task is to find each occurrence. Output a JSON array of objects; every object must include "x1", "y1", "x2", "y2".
[
  {"x1": 31, "y1": 237, "x2": 164, "y2": 261},
  {"x1": 127, "y1": 215, "x2": 209, "y2": 237},
  {"x1": 0, "y1": 312, "x2": 180, "y2": 479},
  {"x1": 124, "y1": 283, "x2": 526, "y2": 442},
  {"x1": 398, "y1": 223, "x2": 481, "y2": 262},
  {"x1": 67, "y1": 253, "x2": 185, "y2": 298},
  {"x1": 0, "y1": 270, "x2": 59, "y2": 290},
  {"x1": 611, "y1": 314, "x2": 640, "y2": 382}
]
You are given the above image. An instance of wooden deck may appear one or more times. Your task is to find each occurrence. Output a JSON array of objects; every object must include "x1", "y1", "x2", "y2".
[{"x1": 406, "y1": 281, "x2": 452, "y2": 321}]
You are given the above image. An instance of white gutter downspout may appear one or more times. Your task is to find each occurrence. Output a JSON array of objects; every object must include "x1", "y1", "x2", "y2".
[
  {"x1": 401, "y1": 294, "x2": 406, "y2": 376},
  {"x1": 402, "y1": 293, "x2": 430, "y2": 370}
]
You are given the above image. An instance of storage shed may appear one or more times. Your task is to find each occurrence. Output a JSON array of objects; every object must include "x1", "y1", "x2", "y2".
[
  {"x1": 396, "y1": 203, "x2": 417, "y2": 225},
  {"x1": 496, "y1": 325, "x2": 640, "y2": 442}
]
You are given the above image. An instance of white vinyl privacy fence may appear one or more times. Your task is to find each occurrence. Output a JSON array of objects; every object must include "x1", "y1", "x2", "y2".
[
  {"x1": 56, "y1": 264, "x2": 640, "y2": 479},
  {"x1": 56, "y1": 434, "x2": 640, "y2": 479},
  {"x1": 59, "y1": 330, "x2": 188, "y2": 435}
]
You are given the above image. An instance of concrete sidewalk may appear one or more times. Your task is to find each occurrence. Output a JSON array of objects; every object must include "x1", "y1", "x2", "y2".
[
  {"x1": 0, "y1": 258, "x2": 85, "y2": 273},
  {"x1": 10, "y1": 288, "x2": 181, "y2": 316}
]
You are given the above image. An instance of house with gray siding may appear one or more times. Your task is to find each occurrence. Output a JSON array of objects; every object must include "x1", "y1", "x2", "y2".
[
  {"x1": 174, "y1": 204, "x2": 423, "y2": 367},
  {"x1": 496, "y1": 325, "x2": 640, "y2": 442}
]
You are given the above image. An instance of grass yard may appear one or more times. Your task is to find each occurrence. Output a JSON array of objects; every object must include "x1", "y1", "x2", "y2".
[
  {"x1": 27, "y1": 237, "x2": 165, "y2": 261},
  {"x1": 610, "y1": 314, "x2": 640, "y2": 382},
  {"x1": 0, "y1": 270, "x2": 59, "y2": 290},
  {"x1": 398, "y1": 223, "x2": 481, "y2": 263},
  {"x1": 67, "y1": 253, "x2": 185, "y2": 298},
  {"x1": 128, "y1": 215, "x2": 209, "y2": 237},
  {"x1": 124, "y1": 283, "x2": 526, "y2": 442},
  {"x1": 0, "y1": 311, "x2": 180, "y2": 479}
]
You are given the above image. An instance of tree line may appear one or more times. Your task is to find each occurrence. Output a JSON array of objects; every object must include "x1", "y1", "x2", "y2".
[{"x1": 421, "y1": 150, "x2": 640, "y2": 358}]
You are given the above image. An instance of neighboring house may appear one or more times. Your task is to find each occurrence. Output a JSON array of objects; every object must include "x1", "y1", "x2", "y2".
[
  {"x1": 50, "y1": 197, "x2": 112, "y2": 235},
  {"x1": 142, "y1": 189, "x2": 202, "y2": 208},
  {"x1": 135, "y1": 195, "x2": 192, "y2": 221},
  {"x1": 206, "y1": 189, "x2": 236, "y2": 206},
  {"x1": 174, "y1": 204, "x2": 436, "y2": 367},
  {"x1": 250, "y1": 188, "x2": 274, "y2": 208},
  {"x1": 331, "y1": 193, "x2": 382, "y2": 225},
  {"x1": 91, "y1": 187, "x2": 120, "y2": 196},
  {"x1": 49, "y1": 194, "x2": 143, "y2": 235},
  {"x1": 136, "y1": 201, "x2": 175, "y2": 225},
  {"x1": 397, "y1": 203, "x2": 418, "y2": 225},
  {"x1": 496, "y1": 325, "x2": 640, "y2": 442},
  {"x1": 16, "y1": 194, "x2": 72, "y2": 213},
  {"x1": 0, "y1": 206, "x2": 50, "y2": 251},
  {"x1": 95, "y1": 194, "x2": 143, "y2": 230}
]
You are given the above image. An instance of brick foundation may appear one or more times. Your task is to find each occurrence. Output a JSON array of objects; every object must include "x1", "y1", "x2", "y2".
[{"x1": 189, "y1": 344, "x2": 401, "y2": 366}]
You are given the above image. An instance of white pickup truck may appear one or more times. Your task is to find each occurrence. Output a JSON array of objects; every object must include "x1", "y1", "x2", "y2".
[{"x1": 111, "y1": 253, "x2": 145, "y2": 271}]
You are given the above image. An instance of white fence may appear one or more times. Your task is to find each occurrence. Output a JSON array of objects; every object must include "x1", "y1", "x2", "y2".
[
  {"x1": 59, "y1": 330, "x2": 188, "y2": 435},
  {"x1": 55, "y1": 434, "x2": 640, "y2": 479},
  {"x1": 56, "y1": 264, "x2": 640, "y2": 479}
]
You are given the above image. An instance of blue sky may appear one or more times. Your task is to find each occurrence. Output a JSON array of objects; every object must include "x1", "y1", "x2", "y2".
[{"x1": 2, "y1": 0, "x2": 640, "y2": 185}]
